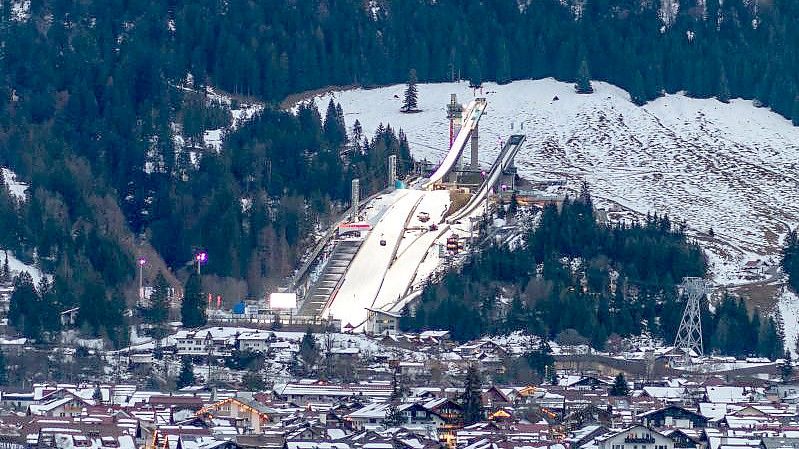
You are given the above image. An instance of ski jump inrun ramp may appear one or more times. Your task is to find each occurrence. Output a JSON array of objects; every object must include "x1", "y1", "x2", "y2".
[{"x1": 423, "y1": 97, "x2": 487, "y2": 189}]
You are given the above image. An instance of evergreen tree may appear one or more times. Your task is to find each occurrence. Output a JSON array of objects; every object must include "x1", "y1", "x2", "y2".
[
  {"x1": 1, "y1": 252, "x2": 9, "y2": 282},
  {"x1": 401, "y1": 69, "x2": 419, "y2": 113},
  {"x1": 757, "y1": 317, "x2": 783, "y2": 360},
  {"x1": 782, "y1": 351, "x2": 794, "y2": 381},
  {"x1": 8, "y1": 272, "x2": 43, "y2": 340},
  {"x1": 526, "y1": 337, "x2": 556, "y2": 381},
  {"x1": 793, "y1": 98, "x2": 799, "y2": 127},
  {"x1": 390, "y1": 365, "x2": 408, "y2": 400},
  {"x1": 177, "y1": 356, "x2": 195, "y2": 389},
  {"x1": 461, "y1": 363, "x2": 484, "y2": 425},
  {"x1": 575, "y1": 59, "x2": 594, "y2": 94},
  {"x1": 323, "y1": 99, "x2": 347, "y2": 147},
  {"x1": 610, "y1": 373, "x2": 630, "y2": 396},
  {"x1": 468, "y1": 58, "x2": 482, "y2": 89},
  {"x1": 299, "y1": 328, "x2": 319, "y2": 374},
  {"x1": 718, "y1": 67, "x2": 731, "y2": 103},
  {"x1": 0, "y1": 351, "x2": 7, "y2": 385},
  {"x1": 352, "y1": 120, "x2": 364, "y2": 143},
  {"x1": 92, "y1": 385, "x2": 103, "y2": 402},
  {"x1": 784, "y1": 230, "x2": 799, "y2": 291},
  {"x1": 181, "y1": 273, "x2": 206, "y2": 328},
  {"x1": 383, "y1": 401, "x2": 405, "y2": 427},
  {"x1": 630, "y1": 71, "x2": 646, "y2": 106},
  {"x1": 146, "y1": 272, "x2": 170, "y2": 325}
]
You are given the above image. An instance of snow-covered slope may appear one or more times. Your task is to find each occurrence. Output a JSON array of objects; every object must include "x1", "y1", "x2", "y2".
[
  {"x1": 2, "y1": 167, "x2": 28, "y2": 201},
  {"x1": 307, "y1": 79, "x2": 799, "y2": 291},
  {"x1": 2, "y1": 250, "x2": 47, "y2": 285}
]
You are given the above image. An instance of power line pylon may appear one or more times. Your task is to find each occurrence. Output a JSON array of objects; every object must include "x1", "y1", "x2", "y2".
[{"x1": 673, "y1": 277, "x2": 710, "y2": 363}]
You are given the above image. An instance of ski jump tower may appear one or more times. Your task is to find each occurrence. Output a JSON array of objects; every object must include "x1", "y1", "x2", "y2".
[
  {"x1": 673, "y1": 277, "x2": 710, "y2": 364},
  {"x1": 447, "y1": 94, "x2": 463, "y2": 148}
]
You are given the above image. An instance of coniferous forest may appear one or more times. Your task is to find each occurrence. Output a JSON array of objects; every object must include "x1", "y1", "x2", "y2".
[
  {"x1": 0, "y1": 0, "x2": 797, "y2": 345},
  {"x1": 402, "y1": 190, "x2": 784, "y2": 359}
]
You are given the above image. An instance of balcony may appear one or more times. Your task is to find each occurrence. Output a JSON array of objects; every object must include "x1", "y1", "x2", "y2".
[{"x1": 625, "y1": 436, "x2": 656, "y2": 444}]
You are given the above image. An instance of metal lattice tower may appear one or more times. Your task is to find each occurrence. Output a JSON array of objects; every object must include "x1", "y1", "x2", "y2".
[{"x1": 673, "y1": 277, "x2": 710, "y2": 358}]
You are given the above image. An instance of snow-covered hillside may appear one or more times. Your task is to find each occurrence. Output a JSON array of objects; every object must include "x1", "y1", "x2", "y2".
[
  {"x1": 1, "y1": 167, "x2": 28, "y2": 201},
  {"x1": 306, "y1": 79, "x2": 799, "y2": 293}
]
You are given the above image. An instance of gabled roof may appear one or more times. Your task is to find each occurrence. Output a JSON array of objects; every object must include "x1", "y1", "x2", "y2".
[
  {"x1": 638, "y1": 405, "x2": 707, "y2": 421},
  {"x1": 198, "y1": 397, "x2": 272, "y2": 418},
  {"x1": 595, "y1": 425, "x2": 666, "y2": 443}
]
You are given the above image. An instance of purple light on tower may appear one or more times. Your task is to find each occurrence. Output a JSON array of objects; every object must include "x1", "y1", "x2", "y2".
[
  {"x1": 195, "y1": 251, "x2": 208, "y2": 275},
  {"x1": 137, "y1": 257, "x2": 147, "y2": 301}
]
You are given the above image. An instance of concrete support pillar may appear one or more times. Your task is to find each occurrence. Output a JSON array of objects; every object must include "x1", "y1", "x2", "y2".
[
  {"x1": 351, "y1": 178, "x2": 360, "y2": 212},
  {"x1": 470, "y1": 124, "x2": 479, "y2": 170},
  {"x1": 388, "y1": 155, "x2": 397, "y2": 189}
]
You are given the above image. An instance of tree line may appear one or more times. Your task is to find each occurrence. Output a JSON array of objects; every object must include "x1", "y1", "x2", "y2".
[{"x1": 401, "y1": 188, "x2": 784, "y2": 359}]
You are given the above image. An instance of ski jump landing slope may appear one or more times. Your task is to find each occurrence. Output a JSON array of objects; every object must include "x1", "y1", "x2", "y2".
[{"x1": 324, "y1": 189, "x2": 424, "y2": 327}]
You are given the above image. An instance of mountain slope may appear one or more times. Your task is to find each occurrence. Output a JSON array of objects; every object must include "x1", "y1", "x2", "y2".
[{"x1": 309, "y1": 79, "x2": 799, "y2": 290}]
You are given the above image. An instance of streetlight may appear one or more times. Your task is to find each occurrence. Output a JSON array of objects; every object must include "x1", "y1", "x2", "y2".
[
  {"x1": 195, "y1": 251, "x2": 208, "y2": 275},
  {"x1": 137, "y1": 257, "x2": 147, "y2": 301}
]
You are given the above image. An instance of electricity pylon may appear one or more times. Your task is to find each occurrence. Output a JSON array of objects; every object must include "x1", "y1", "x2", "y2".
[{"x1": 673, "y1": 277, "x2": 710, "y2": 362}]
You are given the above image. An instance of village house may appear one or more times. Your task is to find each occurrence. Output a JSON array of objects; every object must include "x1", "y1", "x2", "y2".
[
  {"x1": 198, "y1": 397, "x2": 272, "y2": 433},
  {"x1": 639, "y1": 406, "x2": 709, "y2": 430},
  {"x1": 596, "y1": 425, "x2": 675, "y2": 449}
]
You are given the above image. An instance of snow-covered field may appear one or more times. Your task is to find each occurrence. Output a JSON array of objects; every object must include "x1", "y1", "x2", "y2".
[{"x1": 308, "y1": 79, "x2": 799, "y2": 292}]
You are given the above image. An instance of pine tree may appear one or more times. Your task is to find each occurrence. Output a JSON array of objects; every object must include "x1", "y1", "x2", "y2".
[
  {"x1": 630, "y1": 71, "x2": 646, "y2": 106},
  {"x1": 782, "y1": 351, "x2": 794, "y2": 381},
  {"x1": 92, "y1": 385, "x2": 103, "y2": 402},
  {"x1": 181, "y1": 273, "x2": 206, "y2": 328},
  {"x1": 8, "y1": 272, "x2": 42, "y2": 340},
  {"x1": 792, "y1": 97, "x2": 799, "y2": 126},
  {"x1": 461, "y1": 363, "x2": 484, "y2": 425},
  {"x1": 718, "y1": 67, "x2": 731, "y2": 103},
  {"x1": 610, "y1": 373, "x2": 629, "y2": 396},
  {"x1": 525, "y1": 337, "x2": 555, "y2": 380},
  {"x1": 147, "y1": 272, "x2": 170, "y2": 325},
  {"x1": 1, "y1": 251, "x2": 9, "y2": 282},
  {"x1": 496, "y1": 42, "x2": 511, "y2": 85},
  {"x1": 401, "y1": 68, "x2": 419, "y2": 113},
  {"x1": 468, "y1": 58, "x2": 482, "y2": 89},
  {"x1": 383, "y1": 401, "x2": 404, "y2": 427},
  {"x1": 177, "y1": 356, "x2": 195, "y2": 389},
  {"x1": 575, "y1": 59, "x2": 594, "y2": 94},
  {"x1": 0, "y1": 351, "x2": 7, "y2": 385},
  {"x1": 323, "y1": 99, "x2": 346, "y2": 147},
  {"x1": 299, "y1": 328, "x2": 319, "y2": 374},
  {"x1": 352, "y1": 119, "x2": 363, "y2": 143}
]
